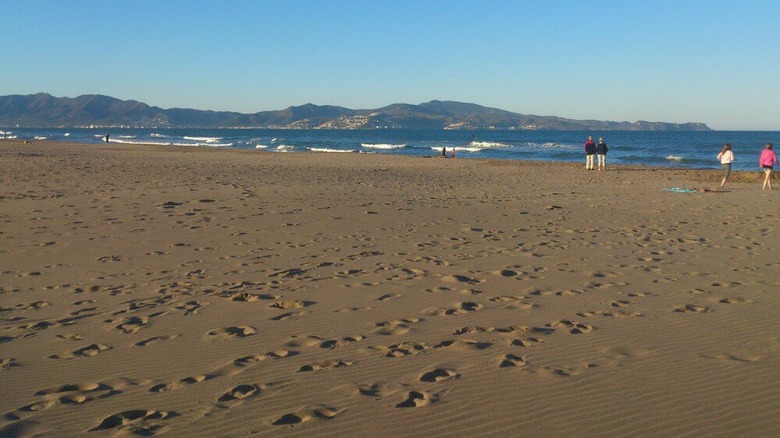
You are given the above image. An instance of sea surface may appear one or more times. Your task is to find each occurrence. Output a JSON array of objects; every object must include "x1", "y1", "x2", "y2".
[{"x1": 2, "y1": 128, "x2": 778, "y2": 172}]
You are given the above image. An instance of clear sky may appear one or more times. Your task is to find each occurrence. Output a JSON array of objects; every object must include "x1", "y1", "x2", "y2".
[{"x1": 2, "y1": 0, "x2": 778, "y2": 130}]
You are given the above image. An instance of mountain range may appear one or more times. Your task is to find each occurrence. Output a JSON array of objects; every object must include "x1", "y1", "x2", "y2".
[{"x1": 0, "y1": 93, "x2": 711, "y2": 131}]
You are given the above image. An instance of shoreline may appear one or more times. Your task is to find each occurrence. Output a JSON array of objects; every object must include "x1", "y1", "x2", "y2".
[
  {"x1": 0, "y1": 139, "x2": 773, "y2": 183},
  {"x1": 1, "y1": 140, "x2": 779, "y2": 436}
]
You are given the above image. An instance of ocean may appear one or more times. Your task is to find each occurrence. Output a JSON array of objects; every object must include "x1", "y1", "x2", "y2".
[{"x1": 2, "y1": 128, "x2": 778, "y2": 172}]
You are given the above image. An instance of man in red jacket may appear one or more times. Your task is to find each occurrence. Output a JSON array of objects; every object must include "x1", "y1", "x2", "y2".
[{"x1": 584, "y1": 136, "x2": 596, "y2": 170}]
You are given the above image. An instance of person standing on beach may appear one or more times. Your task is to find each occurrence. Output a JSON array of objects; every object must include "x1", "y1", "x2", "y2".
[
  {"x1": 596, "y1": 138, "x2": 608, "y2": 171},
  {"x1": 105, "y1": 131, "x2": 110, "y2": 143},
  {"x1": 584, "y1": 136, "x2": 596, "y2": 170},
  {"x1": 759, "y1": 143, "x2": 778, "y2": 190},
  {"x1": 716, "y1": 143, "x2": 734, "y2": 190}
]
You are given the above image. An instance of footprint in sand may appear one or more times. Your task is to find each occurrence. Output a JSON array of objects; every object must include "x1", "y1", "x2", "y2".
[
  {"x1": 298, "y1": 359, "x2": 355, "y2": 372},
  {"x1": 500, "y1": 354, "x2": 527, "y2": 368},
  {"x1": 373, "y1": 318, "x2": 424, "y2": 336},
  {"x1": 718, "y1": 297, "x2": 754, "y2": 305},
  {"x1": 36, "y1": 382, "x2": 118, "y2": 397},
  {"x1": 270, "y1": 310, "x2": 309, "y2": 321},
  {"x1": 498, "y1": 269, "x2": 519, "y2": 277},
  {"x1": 334, "y1": 306, "x2": 374, "y2": 313},
  {"x1": 374, "y1": 342, "x2": 431, "y2": 358},
  {"x1": 14, "y1": 301, "x2": 50, "y2": 310},
  {"x1": 377, "y1": 293, "x2": 401, "y2": 301},
  {"x1": 269, "y1": 405, "x2": 343, "y2": 426},
  {"x1": 1, "y1": 358, "x2": 20, "y2": 370},
  {"x1": 434, "y1": 339, "x2": 492, "y2": 351},
  {"x1": 489, "y1": 295, "x2": 525, "y2": 303},
  {"x1": 357, "y1": 382, "x2": 406, "y2": 398},
  {"x1": 230, "y1": 293, "x2": 277, "y2": 302},
  {"x1": 419, "y1": 368, "x2": 459, "y2": 383},
  {"x1": 217, "y1": 384, "x2": 260, "y2": 403},
  {"x1": 488, "y1": 295, "x2": 536, "y2": 309},
  {"x1": 577, "y1": 309, "x2": 643, "y2": 318},
  {"x1": 135, "y1": 335, "x2": 179, "y2": 347},
  {"x1": 442, "y1": 274, "x2": 483, "y2": 285},
  {"x1": 7, "y1": 382, "x2": 123, "y2": 421},
  {"x1": 673, "y1": 304, "x2": 710, "y2": 313},
  {"x1": 319, "y1": 335, "x2": 366, "y2": 349},
  {"x1": 546, "y1": 320, "x2": 594, "y2": 334},
  {"x1": 203, "y1": 381, "x2": 285, "y2": 414},
  {"x1": 511, "y1": 337, "x2": 544, "y2": 347},
  {"x1": 174, "y1": 300, "x2": 206, "y2": 315},
  {"x1": 115, "y1": 316, "x2": 149, "y2": 334},
  {"x1": 90, "y1": 410, "x2": 179, "y2": 434},
  {"x1": 454, "y1": 325, "x2": 522, "y2": 335},
  {"x1": 424, "y1": 301, "x2": 484, "y2": 316},
  {"x1": 542, "y1": 366, "x2": 583, "y2": 377},
  {"x1": 150, "y1": 373, "x2": 219, "y2": 393},
  {"x1": 207, "y1": 326, "x2": 256, "y2": 340},
  {"x1": 270, "y1": 300, "x2": 316, "y2": 309},
  {"x1": 395, "y1": 390, "x2": 443, "y2": 408},
  {"x1": 48, "y1": 343, "x2": 112, "y2": 360},
  {"x1": 283, "y1": 335, "x2": 324, "y2": 348}
]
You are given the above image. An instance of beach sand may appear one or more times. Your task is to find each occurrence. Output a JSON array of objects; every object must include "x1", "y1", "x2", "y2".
[{"x1": 1, "y1": 141, "x2": 779, "y2": 437}]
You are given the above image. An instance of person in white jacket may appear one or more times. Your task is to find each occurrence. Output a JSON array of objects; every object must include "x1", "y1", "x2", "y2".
[{"x1": 716, "y1": 143, "x2": 734, "y2": 190}]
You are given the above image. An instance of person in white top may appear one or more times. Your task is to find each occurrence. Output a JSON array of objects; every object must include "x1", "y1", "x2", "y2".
[{"x1": 716, "y1": 143, "x2": 734, "y2": 190}]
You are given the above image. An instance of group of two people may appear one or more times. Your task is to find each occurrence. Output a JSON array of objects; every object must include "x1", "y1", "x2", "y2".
[
  {"x1": 717, "y1": 142, "x2": 778, "y2": 190},
  {"x1": 584, "y1": 136, "x2": 608, "y2": 171}
]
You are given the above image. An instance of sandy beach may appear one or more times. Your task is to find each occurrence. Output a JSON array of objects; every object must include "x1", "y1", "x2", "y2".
[{"x1": 1, "y1": 140, "x2": 779, "y2": 437}]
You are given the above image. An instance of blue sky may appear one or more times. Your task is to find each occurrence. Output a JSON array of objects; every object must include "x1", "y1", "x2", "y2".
[{"x1": 2, "y1": 0, "x2": 778, "y2": 130}]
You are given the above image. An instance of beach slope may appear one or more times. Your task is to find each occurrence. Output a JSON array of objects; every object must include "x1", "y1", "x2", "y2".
[{"x1": 1, "y1": 141, "x2": 778, "y2": 436}]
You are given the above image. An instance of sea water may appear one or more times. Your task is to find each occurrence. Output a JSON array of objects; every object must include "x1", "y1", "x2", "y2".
[{"x1": 2, "y1": 128, "x2": 778, "y2": 172}]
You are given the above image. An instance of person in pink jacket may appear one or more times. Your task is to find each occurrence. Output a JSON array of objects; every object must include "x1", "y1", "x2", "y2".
[{"x1": 759, "y1": 143, "x2": 778, "y2": 190}]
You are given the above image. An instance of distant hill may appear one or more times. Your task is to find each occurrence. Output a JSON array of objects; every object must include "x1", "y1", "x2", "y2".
[{"x1": 0, "y1": 93, "x2": 712, "y2": 131}]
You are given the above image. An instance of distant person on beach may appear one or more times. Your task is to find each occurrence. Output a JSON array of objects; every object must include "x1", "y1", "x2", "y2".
[
  {"x1": 451, "y1": 148, "x2": 456, "y2": 158},
  {"x1": 105, "y1": 132, "x2": 110, "y2": 143},
  {"x1": 596, "y1": 138, "x2": 608, "y2": 171},
  {"x1": 441, "y1": 147, "x2": 447, "y2": 157},
  {"x1": 584, "y1": 136, "x2": 596, "y2": 170},
  {"x1": 716, "y1": 143, "x2": 734, "y2": 190},
  {"x1": 759, "y1": 143, "x2": 778, "y2": 190}
]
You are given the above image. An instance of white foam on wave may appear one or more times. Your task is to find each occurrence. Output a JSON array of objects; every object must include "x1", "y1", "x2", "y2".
[
  {"x1": 150, "y1": 133, "x2": 169, "y2": 138},
  {"x1": 64, "y1": 133, "x2": 71, "y2": 137},
  {"x1": 361, "y1": 143, "x2": 406, "y2": 149},
  {"x1": 310, "y1": 147, "x2": 356, "y2": 153},
  {"x1": 109, "y1": 138, "x2": 172, "y2": 146},
  {"x1": 117, "y1": 135, "x2": 136, "y2": 139},
  {"x1": 109, "y1": 138, "x2": 234, "y2": 147},
  {"x1": 255, "y1": 144, "x2": 269, "y2": 149},
  {"x1": 469, "y1": 141, "x2": 511, "y2": 148},
  {"x1": 183, "y1": 136, "x2": 223, "y2": 143},
  {"x1": 275, "y1": 145, "x2": 295, "y2": 152},
  {"x1": 34, "y1": 136, "x2": 48, "y2": 140},
  {"x1": 180, "y1": 142, "x2": 233, "y2": 148},
  {"x1": 666, "y1": 155, "x2": 684, "y2": 161}
]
